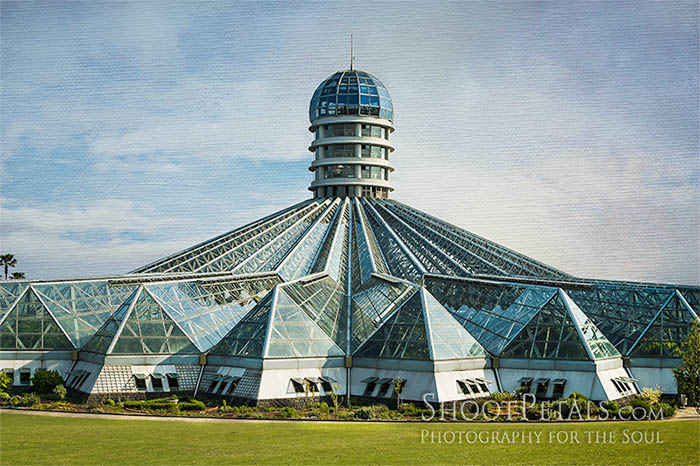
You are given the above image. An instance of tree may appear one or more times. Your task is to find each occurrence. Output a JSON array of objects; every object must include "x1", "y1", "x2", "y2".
[
  {"x1": 673, "y1": 320, "x2": 700, "y2": 408},
  {"x1": 393, "y1": 377, "x2": 405, "y2": 409},
  {"x1": 1, "y1": 254, "x2": 17, "y2": 280},
  {"x1": 10, "y1": 272, "x2": 25, "y2": 280},
  {"x1": 31, "y1": 369, "x2": 64, "y2": 394}
]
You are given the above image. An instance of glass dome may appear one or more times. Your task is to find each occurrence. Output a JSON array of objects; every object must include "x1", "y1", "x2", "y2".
[{"x1": 309, "y1": 70, "x2": 393, "y2": 122}]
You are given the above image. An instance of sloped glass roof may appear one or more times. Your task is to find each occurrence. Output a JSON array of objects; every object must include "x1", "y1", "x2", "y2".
[
  {"x1": 564, "y1": 286, "x2": 674, "y2": 355},
  {"x1": 110, "y1": 288, "x2": 198, "y2": 355},
  {"x1": 32, "y1": 281, "x2": 137, "y2": 348},
  {"x1": 0, "y1": 281, "x2": 29, "y2": 319},
  {"x1": 422, "y1": 289, "x2": 486, "y2": 359},
  {"x1": 82, "y1": 289, "x2": 137, "y2": 354},
  {"x1": 424, "y1": 276, "x2": 556, "y2": 355},
  {"x1": 209, "y1": 292, "x2": 273, "y2": 358},
  {"x1": 145, "y1": 277, "x2": 278, "y2": 352},
  {"x1": 280, "y1": 276, "x2": 347, "y2": 350},
  {"x1": 630, "y1": 292, "x2": 699, "y2": 358},
  {"x1": 0, "y1": 287, "x2": 73, "y2": 351},
  {"x1": 266, "y1": 289, "x2": 345, "y2": 358},
  {"x1": 354, "y1": 291, "x2": 429, "y2": 360},
  {"x1": 350, "y1": 276, "x2": 416, "y2": 351}
]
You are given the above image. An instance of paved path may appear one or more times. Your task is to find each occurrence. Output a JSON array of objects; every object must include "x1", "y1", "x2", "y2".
[{"x1": 2, "y1": 407, "x2": 698, "y2": 424}]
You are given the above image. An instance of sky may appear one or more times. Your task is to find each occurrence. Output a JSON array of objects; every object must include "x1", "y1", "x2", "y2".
[{"x1": 1, "y1": 1, "x2": 698, "y2": 284}]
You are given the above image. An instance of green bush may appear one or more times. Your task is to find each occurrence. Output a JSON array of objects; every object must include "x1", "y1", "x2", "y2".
[
  {"x1": 0, "y1": 371, "x2": 12, "y2": 393},
  {"x1": 52, "y1": 384, "x2": 67, "y2": 401},
  {"x1": 400, "y1": 403, "x2": 418, "y2": 416},
  {"x1": 19, "y1": 393, "x2": 40, "y2": 407},
  {"x1": 31, "y1": 370, "x2": 64, "y2": 395},
  {"x1": 618, "y1": 406, "x2": 633, "y2": 419},
  {"x1": 105, "y1": 399, "x2": 115, "y2": 406},
  {"x1": 179, "y1": 400, "x2": 206, "y2": 411},
  {"x1": 658, "y1": 402, "x2": 676, "y2": 418},
  {"x1": 601, "y1": 400, "x2": 619, "y2": 417},
  {"x1": 279, "y1": 406, "x2": 297, "y2": 418},
  {"x1": 9, "y1": 395, "x2": 21, "y2": 406},
  {"x1": 354, "y1": 406, "x2": 374, "y2": 419},
  {"x1": 0, "y1": 391, "x2": 10, "y2": 403},
  {"x1": 318, "y1": 401, "x2": 330, "y2": 414},
  {"x1": 568, "y1": 392, "x2": 589, "y2": 401},
  {"x1": 492, "y1": 391, "x2": 516, "y2": 402},
  {"x1": 630, "y1": 398, "x2": 651, "y2": 414},
  {"x1": 525, "y1": 404, "x2": 542, "y2": 420}
]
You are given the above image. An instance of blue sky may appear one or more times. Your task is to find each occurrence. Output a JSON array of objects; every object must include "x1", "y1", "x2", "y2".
[{"x1": 1, "y1": 1, "x2": 698, "y2": 284}]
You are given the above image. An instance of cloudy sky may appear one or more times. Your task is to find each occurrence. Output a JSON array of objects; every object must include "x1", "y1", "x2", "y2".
[{"x1": 1, "y1": 1, "x2": 698, "y2": 284}]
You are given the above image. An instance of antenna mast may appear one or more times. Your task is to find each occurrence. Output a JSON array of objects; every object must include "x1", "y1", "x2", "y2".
[{"x1": 350, "y1": 34, "x2": 354, "y2": 70}]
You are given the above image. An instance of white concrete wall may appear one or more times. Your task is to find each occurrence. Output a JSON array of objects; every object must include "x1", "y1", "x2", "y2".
[{"x1": 629, "y1": 367, "x2": 678, "y2": 395}]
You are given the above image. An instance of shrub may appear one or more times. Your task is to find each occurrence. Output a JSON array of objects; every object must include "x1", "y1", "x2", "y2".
[
  {"x1": 19, "y1": 393, "x2": 40, "y2": 407},
  {"x1": 492, "y1": 391, "x2": 516, "y2": 402},
  {"x1": 630, "y1": 398, "x2": 651, "y2": 414},
  {"x1": 52, "y1": 384, "x2": 67, "y2": 401},
  {"x1": 105, "y1": 399, "x2": 115, "y2": 406},
  {"x1": 639, "y1": 386, "x2": 663, "y2": 406},
  {"x1": 568, "y1": 392, "x2": 589, "y2": 401},
  {"x1": 601, "y1": 400, "x2": 619, "y2": 417},
  {"x1": 525, "y1": 404, "x2": 542, "y2": 420},
  {"x1": 0, "y1": 391, "x2": 10, "y2": 403},
  {"x1": 400, "y1": 403, "x2": 418, "y2": 416},
  {"x1": 318, "y1": 401, "x2": 330, "y2": 414},
  {"x1": 179, "y1": 400, "x2": 206, "y2": 411},
  {"x1": 31, "y1": 370, "x2": 64, "y2": 395},
  {"x1": 279, "y1": 406, "x2": 297, "y2": 418},
  {"x1": 658, "y1": 402, "x2": 676, "y2": 418},
  {"x1": 9, "y1": 395, "x2": 21, "y2": 406},
  {"x1": 354, "y1": 406, "x2": 374, "y2": 420},
  {"x1": 618, "y1": 406, "x2": 633, "y2": 419},
  {"x1": 0, "y1": 371, "x2": 12, "y2": 393}
]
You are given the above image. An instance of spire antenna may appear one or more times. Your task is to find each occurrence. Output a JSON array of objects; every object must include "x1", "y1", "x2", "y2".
[{"x1": 350, "y1": 34, "x2": 354, "y2": 71}]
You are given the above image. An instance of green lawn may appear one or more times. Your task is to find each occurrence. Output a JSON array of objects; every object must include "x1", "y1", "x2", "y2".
[{"x1": 1, "y1": 413, "x2": 698, "y2": 465}]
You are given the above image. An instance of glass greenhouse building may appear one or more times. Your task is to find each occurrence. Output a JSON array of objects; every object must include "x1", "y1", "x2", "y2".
[{"x1": 1, "y1": 68, "x2": 697, "y2": 405}]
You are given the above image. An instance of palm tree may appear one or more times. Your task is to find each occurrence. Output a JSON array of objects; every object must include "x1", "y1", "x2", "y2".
[
  {"x1": 1, "y1": 254, "x2": 17, "y2": 280},
  {"x1": 10, "y1": 272, "x2": 25, "y2": 280}
]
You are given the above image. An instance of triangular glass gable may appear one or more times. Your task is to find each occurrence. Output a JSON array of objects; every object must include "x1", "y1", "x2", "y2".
[
  {"x1": 209, "y1": 292, "x2": 274, "y2": 358},
  {"x1": 561, "y1": 292, "x2": 620, "y2": 359},
  {"x1": 266, "y1": 289, "x2": 345, "y2": 358},
  {"x1": 354, "y1": 291, "x2": 430, "y2": 360},
  {"x1": 110, "y1": 289, "x2": 198, "y2": 355},
  {"x1": 0, "y1": 288, "x2": 73, "y2": 350},
  {"x1": 280, "y1": 277, "x2": 347, "y2": 350},
  {"x1": 0, "y1": 281, "x2": 29, "y2": 320},
  {"x1": 422, "y1": 289, "x2": 486, "y2": 359},
  {"x1": 82, "y1": 289, "x2": 137, "y2": 354},
  {"x1": 630, "y1": 293, "x2": 700, "y2": 358},
  {"x1": 350, "y1": 276, "x2": 416, "y2": 351},
  {"x1": 564, "y1": 286, "x2": 673, "y2": 355},
  {"x1": 145, "y1": 279, "x2": 273, "y2": 352},
  {"x1": 32, "y1": 281, "x2": 137, "y2": 348},
  {"x1": 500, "y1": 293, "x2": 590, "y2": 360},
  {"x1": 423, "y1": 276, "x2": 556, "y2": 355}
]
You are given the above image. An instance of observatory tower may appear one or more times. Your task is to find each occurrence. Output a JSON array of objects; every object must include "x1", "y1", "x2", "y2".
[{"x1": 308, "y1": 70, "x2": 394, "y2": 199}]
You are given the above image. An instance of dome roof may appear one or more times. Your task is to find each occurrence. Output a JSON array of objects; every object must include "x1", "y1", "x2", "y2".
[{"x1": 309, "y1": 70, "x2": 393, "y2": 122}]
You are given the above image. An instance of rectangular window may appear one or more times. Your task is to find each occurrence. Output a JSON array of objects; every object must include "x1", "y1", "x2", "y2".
[
  {"x1": 290, "y1": 378, "x2": 306, "y2": 394},
  {"x1": 377, "y1": 378, "x2": 393, "y2": 397},
  {"x1": 535, "y1": 379, "x2": 549, "y2": 398},
  {"x1": 362, "y1": 377, "x2": 379, "y2": 396},
  {"x1": 19, "y1": 369, "x2": 30, "y2": 385},
  {"x1": 151, "y1": 374, "x2": 165, "y2": 391},
  {"x1": 518, "y1": 377, "x2": 533, "y2": 393},
  {"x1": 166, "y1": 373, "x2": 179, "y2": 390},
  {"x1": 371, "y1": 126, "x2": 382, "y2": 138},
  {"x1": 134, "y1": 374, "x2": 147, "y2": 391},
  {"x1": 552, "y1": 379, "x2": 566, "y2": 398}
]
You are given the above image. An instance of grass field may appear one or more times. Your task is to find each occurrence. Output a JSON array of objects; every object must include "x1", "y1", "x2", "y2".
[{"x1": 0, "y1": 413, "x2": 698, "y2": 465}]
